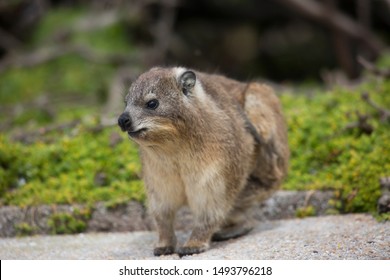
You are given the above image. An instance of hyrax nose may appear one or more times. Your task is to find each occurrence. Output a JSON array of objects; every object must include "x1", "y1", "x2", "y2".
[{"x1": 118, "y1": 113, "x2": 132, "y2": 131}]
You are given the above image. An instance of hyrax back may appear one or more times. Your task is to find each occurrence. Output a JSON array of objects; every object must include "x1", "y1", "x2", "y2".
[{"x1": 118, "y1": 67, "x2": 289, "y2": 256}]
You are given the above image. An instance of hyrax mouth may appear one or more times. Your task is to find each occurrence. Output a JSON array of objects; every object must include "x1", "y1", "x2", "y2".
[{"x1": 127, "y1": 128, "x2": 147, "y2": 138}]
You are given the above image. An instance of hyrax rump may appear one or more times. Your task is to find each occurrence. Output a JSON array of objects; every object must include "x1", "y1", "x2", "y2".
[{"x1": 118, "y1": 67, "x2": 289, "y2": 256}]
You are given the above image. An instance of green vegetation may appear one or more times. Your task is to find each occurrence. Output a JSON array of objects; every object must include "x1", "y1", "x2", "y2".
[
  {"x1": 0, "y1": 7, "x2": 389, "y2": 220},
  {"x1": 47, "y1": 207, "x2": 91, "y2": 234},
  {"x1": 375, "y1": 212, "x2": 390, "y2": 222},
  {"x1": 0, "y1": 7, "x2": 144, "y2": 208},
  {"x1": 0, "y1": 7, "x2": 134, "y2": 126},
  {"x1": 295, "y1": 206, "x2": 316, "y2": 218},
  {"x1": 0, "y1": 126, "x2": 144, "y2": 206},
  {"x1": 14, "y1": 222, "x2": 37, "y2": 237},
  {"x1": 1, "y1": 78, "x2": 388, "y2": 214},
  {"x1": 281, "y1": 78, "x2": 390, "y2": 214}
]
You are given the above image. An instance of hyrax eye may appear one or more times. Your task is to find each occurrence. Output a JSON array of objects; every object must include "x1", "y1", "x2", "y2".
[{"x1": 146, "y1": 99, "x2": 159, "y2": 110}]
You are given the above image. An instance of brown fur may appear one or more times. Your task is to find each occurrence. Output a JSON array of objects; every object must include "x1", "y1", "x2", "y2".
[{"x1": 118, "y1": 67, "x2": 289, "y2": 256}]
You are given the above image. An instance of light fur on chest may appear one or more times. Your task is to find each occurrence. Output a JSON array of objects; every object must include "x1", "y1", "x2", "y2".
[{"x1": 142, "y1": 151, "x2": 228, "y2": 224}]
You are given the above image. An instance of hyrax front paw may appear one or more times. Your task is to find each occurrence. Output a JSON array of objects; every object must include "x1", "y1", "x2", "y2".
[{"x1": 154, "y1": 246, "x2": 175, "y2": 256}]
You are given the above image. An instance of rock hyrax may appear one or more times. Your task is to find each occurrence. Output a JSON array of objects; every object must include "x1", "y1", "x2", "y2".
[{"x1": 118, "y1": 67, "x2": 289, "y2": 256}]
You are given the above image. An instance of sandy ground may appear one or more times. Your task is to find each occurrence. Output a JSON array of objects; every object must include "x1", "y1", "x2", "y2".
[{"x1": 0, "y1": 214, "x2": 389, "y2": 260}]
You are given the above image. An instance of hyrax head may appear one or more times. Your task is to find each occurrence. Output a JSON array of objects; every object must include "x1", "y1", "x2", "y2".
[{"x1": 118, "y1": 67, "x2": 197, "y2": 144}]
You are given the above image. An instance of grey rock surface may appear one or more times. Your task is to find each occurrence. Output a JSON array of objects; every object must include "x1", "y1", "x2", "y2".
[
  {"x1": 0, "y1": 190, "x2": 334, "y2": 237},
  {"x1": 1, "y1": 214, "x2": 388, "y2": 260}
]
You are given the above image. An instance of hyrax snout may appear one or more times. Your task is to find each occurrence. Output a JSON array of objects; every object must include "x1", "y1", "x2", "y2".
[{"x1": 118, "y1": 67, "x2": 289, "y2": 257}]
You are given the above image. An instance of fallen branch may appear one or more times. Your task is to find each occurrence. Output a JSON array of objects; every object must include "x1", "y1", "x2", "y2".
[
  {"x1": 11, "y1": 120, "x2": 81, "y2": 144},
  {"x1": 385, "y1": 0, "x2": 390, "y2": 12},
  {"x1": 361, "y1": 92, "x2": 390, "y2": 122},
  {"x1": 275, "y1": 0, "x2": 384, "y2": 56},
  {"x1": 358, "y1": 56, "x2": 390, "y2": 78},
  {"x1": 44, "y1": 10, "x2": 122, "y2": 44},
  {"x1": 0, "y1": 44, "x2": 141, "y2": 74},
  {"x1": 0, "y1": 26, "x2": 22, "y2": 51},
  {"x1": 147, "y1": 0, "x2": 178, "y2": 65},
  {"x1": 344, "y1": 111, "x2": 374, "y2": 135}
]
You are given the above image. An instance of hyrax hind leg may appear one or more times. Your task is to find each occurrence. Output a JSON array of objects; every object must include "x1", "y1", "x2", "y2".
[
  {"x1": 212, "y1": 177, "x2": 279, "y2": 241},
  {"x1": 213, "y1": 83, "x2": 289, "y2": 241},
  {"x1": 177, "y1": 221, "x2": 219, "y2": 257}
]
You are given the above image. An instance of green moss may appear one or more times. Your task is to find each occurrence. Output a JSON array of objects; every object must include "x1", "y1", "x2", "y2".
[
  {"x1": 14, "y1": 222, "x2": 37, "y2": 237},
  {"x1": 0, "y1": 124, "x2": 144, "y2": 207},
  {"x1": 104, "y1": 197, "x2": 130, "y2": 210},
  {"x1": 375, "y1": 213, "x2": 390, "y2": 222},
  {"x1": 48, "y1": 213, "x2": 85, "y2": 235},
  {"x1": 47, "y1": 207, "x2": 92, "y2": 235},
  {"x1": 296, "y1": 205, "x2": 316, "y2": 218}
]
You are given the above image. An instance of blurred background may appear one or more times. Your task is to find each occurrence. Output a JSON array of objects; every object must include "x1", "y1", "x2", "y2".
[
  {"x1": 2, "y1": 0, "x2": 390, "y2": 77},
  {"x1": 0, "y1": 0, "x2": 389, "y2": 236},
  {"x1": 1, "y1": 0, "x2": 389, "y2": 122}
]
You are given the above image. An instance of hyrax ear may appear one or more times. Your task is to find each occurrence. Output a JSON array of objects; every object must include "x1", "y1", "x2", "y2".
[{"x1": 179, "y1": 70, "x2": 196, "y2": 95}]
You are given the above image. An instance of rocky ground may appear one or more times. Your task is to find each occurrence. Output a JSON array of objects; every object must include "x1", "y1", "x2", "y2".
[
  {"x1": 1, "y1": 190, "x2": 389, "y2": 260},
  {"x1": 1, "y1": 214, "x2": 389, "y2": 259}
]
